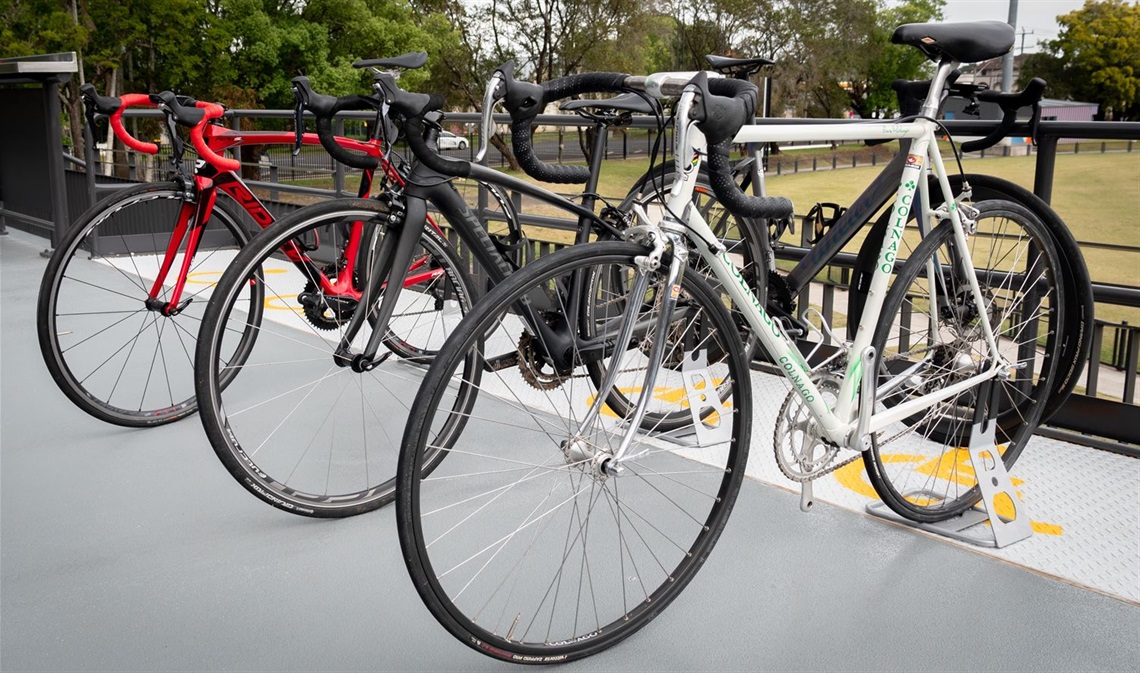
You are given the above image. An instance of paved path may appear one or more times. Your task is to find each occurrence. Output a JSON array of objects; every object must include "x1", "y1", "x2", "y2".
[{"x1": 2, "y1": 228, "x2": 1137, "y2": 672}]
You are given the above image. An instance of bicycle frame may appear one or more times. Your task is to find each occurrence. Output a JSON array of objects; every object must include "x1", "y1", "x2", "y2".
[
  {"x1": 640, "y1": 62, "x2": 1006, "y2": 452},
  {"x1": 139, "y1": 124, "x2": 447, "y2": 315}
]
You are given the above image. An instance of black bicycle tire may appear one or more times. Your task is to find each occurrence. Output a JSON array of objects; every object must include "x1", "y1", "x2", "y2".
[
  {"x1": 397, "y1": 241, "x2": 752, "y2": 663},
  {"x1": 37, "y1": 181, "x2": 260, "y2": 427},
  {"x1": 195, "y1": 198, "x2": 479, "y2": 517}
]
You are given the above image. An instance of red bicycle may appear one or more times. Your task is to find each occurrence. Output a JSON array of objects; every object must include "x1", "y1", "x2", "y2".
[{"x1": 37, "y1": 53, "x2": 518, "y2": 427}]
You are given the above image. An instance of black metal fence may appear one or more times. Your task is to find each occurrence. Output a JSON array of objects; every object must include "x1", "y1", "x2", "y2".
[{"x1": 23, "y1": 109, "x2": 1140, "y2": 454}]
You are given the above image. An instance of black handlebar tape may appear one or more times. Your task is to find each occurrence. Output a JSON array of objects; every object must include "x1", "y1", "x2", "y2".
[
  {"x1": 960, "y1": 77, "x2": 1045, "y2": 153},
  {"x1": 292, "y1": 76, "x2": 381, "y2": 169},
  {"x1": 689, "y1": 72, "x2": 756, "y2": 146},
  {"x1": 687, "y1": 72, "x2": 792, "y2": 219},
  {"x1": 501, "y1": 70, "x2": 629, "y2": 184},
  {"x1": 403, "y1": 117, "x2": 471, "y2": 178},
  {"x1": 151, "y1": 91, "x2": 206, "y2": 126},
  {"x1": 707, "y1": 138, "x2": 793, "y2": 219},
  {"x1": 540, "y1": 72, "x2": 630, "y2": 107},
  {"x1": 313, "y1": 116, "x2": 378, "y2": 169}
]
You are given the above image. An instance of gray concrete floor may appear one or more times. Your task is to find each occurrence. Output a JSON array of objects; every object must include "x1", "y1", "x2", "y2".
[{"x1": 2, "y1": 227, "x2": 1138, "y2": 672}]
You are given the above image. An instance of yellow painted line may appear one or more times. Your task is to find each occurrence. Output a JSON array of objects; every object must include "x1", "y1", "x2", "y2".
[{"x1": 832, "y1": 452, "x2": 1062, "y2": 535}]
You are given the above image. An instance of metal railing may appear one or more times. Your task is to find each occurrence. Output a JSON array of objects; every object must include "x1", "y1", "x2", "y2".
[{"x1": 58, "y1": 109, "x2": 1140, "y2": 453}]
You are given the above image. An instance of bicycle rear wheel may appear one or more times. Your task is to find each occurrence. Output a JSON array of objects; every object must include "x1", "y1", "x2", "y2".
[
  {"x1": 398, "y1": 241, "x2": 751, "y2": 662},
  {"x1": 850, "y1": 174, "x2": 1089, "y2": 423},
  {"x1": 865, "y1": 202, "x2": 1063, "y2": 522},
  {"x1": 37, "y1": 181, "x2": 260, "y2": 426},
  {"x1": 195, "y1": 198, "x2": 477, "y2": 517}
]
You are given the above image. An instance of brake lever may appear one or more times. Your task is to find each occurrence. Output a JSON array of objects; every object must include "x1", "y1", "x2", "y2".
[
  {"x1": 292, "y1": 100, "x2": 305, "y2": 155},
  {"x1": 475, "y1": 72, "x2": 505, "y2": 163}
]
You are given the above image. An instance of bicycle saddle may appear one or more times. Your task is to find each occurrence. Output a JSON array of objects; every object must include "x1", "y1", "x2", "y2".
[
  {"x1": 560, "y1": 93, "x2": 656, "y2": 115},
  {"x1": 705, "y1": 55, "x2": 775, "y2": 78},
  {"x1": 353, "y1": 51, "x2": 428, "y2": 70},
  {"x1": 892, "y1": 21, "x2": 1014, "y2": 63}
]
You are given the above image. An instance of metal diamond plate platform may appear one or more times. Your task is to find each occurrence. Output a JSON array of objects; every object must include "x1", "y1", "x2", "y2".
[{"x1": 746, "y1": 369, "x2": 1140, "y2": 604}]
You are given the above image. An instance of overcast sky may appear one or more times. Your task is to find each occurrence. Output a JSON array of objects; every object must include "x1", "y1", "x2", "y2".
[{"x1": 938, "y1": 0, "x2": 1092, "y2": 53}]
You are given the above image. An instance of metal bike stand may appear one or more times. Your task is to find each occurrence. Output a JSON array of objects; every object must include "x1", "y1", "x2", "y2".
[{"x1": 866, "y1": 380, "x2": 1034, "y2": 549}]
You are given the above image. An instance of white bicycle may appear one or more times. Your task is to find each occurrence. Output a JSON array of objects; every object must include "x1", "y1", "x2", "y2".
[{"x1": 396, "y1": 21, "x2": 1071, "y2": 662}]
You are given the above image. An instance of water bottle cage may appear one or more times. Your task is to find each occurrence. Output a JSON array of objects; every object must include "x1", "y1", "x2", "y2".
[{"x1": 806, "y1": 202, "x2": 847, "y2": 245}]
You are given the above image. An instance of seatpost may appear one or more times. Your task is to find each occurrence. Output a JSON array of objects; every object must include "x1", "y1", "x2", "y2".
[
  {"x1": 921, "y1": 60, "x2": 961, "y2": 118},
  {"x1": 573, "y1": 117, "x2": 614, "y2": 245}
]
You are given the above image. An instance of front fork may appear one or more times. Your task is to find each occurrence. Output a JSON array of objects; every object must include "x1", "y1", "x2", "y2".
[
  {"x1": 145, "y1": 175, "x2": 216, "y2": 316},
  {"x1": 574, "y1": 228, "x2": 689, "y2": 471},
  {"x1": 331, "y1": 197, "x2": 426, "y2": 372}
]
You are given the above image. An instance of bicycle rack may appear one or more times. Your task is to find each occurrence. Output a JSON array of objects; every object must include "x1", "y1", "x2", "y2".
[{"x1": 866, "y1": 379, "x2": 1034, "y2": 549}]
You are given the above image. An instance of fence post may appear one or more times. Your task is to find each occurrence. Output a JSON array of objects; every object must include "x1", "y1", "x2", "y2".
[
  {"x1": 1101, "y1": 141, "x2": 1106, "y2": 154},
  {"x1": 822, "y1": 283, "x2": 834, "y2": 324},
  {"x1": 812, "y1": 157, "x2": 817, "y2": 171},
  {"x1": 832, "y1": 154, "x2": 837, "y2": 170},
  {"x1": 1033, "y1": 134, "x2": 1059, "y2": 204},
  {"x1": 558, "y1": 127, "x2": 564, "y2": 164},
  {"x1": 1114, "y1": 321, "x2": 1129, "y2": 369},
  {"x1": 269, "y1": 164, "x2": 279, "y2": 201},
  {"x1": 333, "y1": 118, "x2": 346, "y2": 195},
  {"x1": 622, "y1": 129, "x2": 627, "y2": 159},
  {"x1": 1124, "y1": 327, "x2": 1138, "y2": 404},
  {"x1": 1087, "y1": 322, "x2": 1104, "y2": 396}
]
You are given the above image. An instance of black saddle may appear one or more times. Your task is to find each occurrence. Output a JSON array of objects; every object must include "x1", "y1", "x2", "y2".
[
  {"x1": 353, "y1": 51, "x2": 428, "y2": 70},
  {"x1": 560, "y1": 93, "x2": 656, "y2": 115},
  {"x1": 892, "y1": 21, "x2": 1014, "y2": 63},
  {"x1": 706, "y1": 55, "x2": 775, "y2": 78}
]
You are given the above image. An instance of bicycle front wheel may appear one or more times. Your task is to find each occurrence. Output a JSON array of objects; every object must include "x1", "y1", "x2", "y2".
[
  {"x1": 398, "y1": 241, "x2": 751, "y2": 662},
  {"x1": 195, "y1": 198, "x2": 477, "y2": 517},
  {"x1": 865, "y1": 201, "x2": 1063, "y2": 522},
  {"x1": 37, "y1": 181, "x2": 259, "y2": 427}
]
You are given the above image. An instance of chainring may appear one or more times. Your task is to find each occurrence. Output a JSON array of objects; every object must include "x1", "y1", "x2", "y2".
[
  {"x1": 301, "y1": 264, "x2": 358, "y2": 331},
  {"x1": 773, "y1": 373, "x2": 854, "y2": 482},
  {"x1": 517, "y1": 331, "x2": 575, "y2": 390}
]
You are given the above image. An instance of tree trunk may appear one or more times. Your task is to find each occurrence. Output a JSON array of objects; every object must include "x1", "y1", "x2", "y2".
[
  {"x1": 490, "y1": 133, "x2": 521, "y2": 172},
  {"x1": 61, "y1": 81, "x2": 85, "y2": 160}
]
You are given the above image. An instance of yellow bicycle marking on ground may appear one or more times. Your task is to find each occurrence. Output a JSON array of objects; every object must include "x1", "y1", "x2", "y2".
[
  {"x1": 585, "y1": 377, "x2": 731, "y2": 422},
  {"x1": 186, "y1": 267, "x2": 286, "y2": 290},
  {"x1": 832, "y1": 451, "x2": 1062, "y2": 535}
]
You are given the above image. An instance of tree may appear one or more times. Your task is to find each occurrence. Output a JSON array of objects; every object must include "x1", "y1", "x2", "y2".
[
  {"x1": 852, "y1": 0, "x2": 944, "y2": 119},
  {"x1": 1020, "y1": 0, "x2": 1140, "y2": 120}
]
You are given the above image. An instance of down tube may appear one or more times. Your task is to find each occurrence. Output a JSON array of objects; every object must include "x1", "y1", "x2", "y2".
[{"x1": 686, "y1": 209, "x2": 850, "y2": 445}]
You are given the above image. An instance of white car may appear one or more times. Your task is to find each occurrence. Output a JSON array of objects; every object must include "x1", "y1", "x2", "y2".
[{"x1": 436, "y1": 131, "x2": 469, "y2": 150}]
